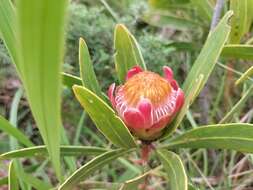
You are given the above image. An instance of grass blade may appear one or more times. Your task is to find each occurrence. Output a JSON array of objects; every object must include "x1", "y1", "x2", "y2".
[
  {"x1": 157, "y1": 149, "x2": 187, "y2": 190},
  {"x1": 119, "y1": 170, "x2": 152, "y2": 190},
  {"x1": 219, "y1": 84, "x2": 253, "y2": 123},
  {"x1": 59, "y1": 149, "x2": 132, "y2": 190},
  {"x1": 8, "y1": 160, "x2": 19, "y2": 190},
  {"x1": 162, "y1": 123, "x2": 253, "y2": 153},
  {"x1": 0, "y1": 146, "x2": 108, "y2": 160},
  {"x1": 17, "y1": 0, "x2": 68, "y2": 179},
  {"x1": 73, "y1": 85, "x2": 136, "y2": 148},
  {"x1": 235, "y1": 66, "x2": 253, "y2": 85},
  {"x1": 18, "y1": 172, "x2": 52, "y2": 190},
  {"x1": 0, "y1": 0, "x2": 19, "y2": 70},
  {"x1": 0, "y1": 115, "x2": 34, "y2": 147}
]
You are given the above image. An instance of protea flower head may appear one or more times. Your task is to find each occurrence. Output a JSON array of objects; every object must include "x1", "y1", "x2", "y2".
[{"x1": 108, "y1": 66, "x2": 184, "y2": 140}]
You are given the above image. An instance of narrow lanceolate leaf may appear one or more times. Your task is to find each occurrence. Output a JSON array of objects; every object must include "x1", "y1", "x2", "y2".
[
  {"x1": 73, "y1": 85, "x2": 136, "y2": 148},
  {"x1": 8, "y1": 160, "x2": 19, "y2": 190},
  {"x1": 219, "y1": 85, "x2": 253, "y2": 123},
  {"x1": 114, "y1": 24, "x2": 146, "y2": 83},
  {"x1": 183, "y1": 11, "x2": 232, "y2": 97},
  {"x1": 162, "y1": 75, "x2": 204, "y2": 138},
  {"x1": 149, "y1": 0, "x2": 190, "y2": 10},
  {"x1": 18, "y1": 172, "x2": 52, "y2": 190},
  {"x1": 0, "y1": 0, "x2": 19, "y2": 70},
  {"x1": 235, "y1": 66, "x2": 253, "y2": 85},
  {"x1": 119, "y1": 170, "x2": 151, "y2": 190},
  {"x1": 246, "y1": 0, "x2": 253, "y2": 32},
  {"x1": 0, "y1": 115, "x2": 34, "y2": 147},
  {"x1": 229, "y1": 0, "x2": 248, "y2": 43},
  {"x1": 142, "y1": 12, "x2": 200, "y2": 31},
  {"x1": 62, "y1": 72, "x2": 82, "y2": 88},
  {"x1": 162, "y1": 123, "x2": 253, "y2": 153},
  {"x1": 157, "y1": 149, "x2": 187, "y2": 190},
  {"x1": 129, "y1": 34, "x2": 146, "y2": 70},
  {"x1": 79, "y1": 38, "x2": 102, "y2": 98},
  {"x1": 17, "y1": 0, "x2": 68, "y2": 179},
  {"x1": 59, "y1": 149, "x2": 132, "y2": 190},
  {"x1": 221, "y1": 45, "x2": 253, "y2": 60},
  {"x1": 0, "y1": 146, "x2": 107, "y2": 160},
  {"x1": 161, "y1": 11, "x2": 233, "y2": 137},
  {"x1": 190, "y1": 0, "x2": 213, "y2": 22}
]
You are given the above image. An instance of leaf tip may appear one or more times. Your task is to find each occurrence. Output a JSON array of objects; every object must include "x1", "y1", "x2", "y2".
[{"x1": 72, "y1": 85, "x2": 82, "y2": 95}]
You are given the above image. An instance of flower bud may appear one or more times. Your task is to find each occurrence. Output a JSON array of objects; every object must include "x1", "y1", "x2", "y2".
[{"x1": 108, "y1": 66, "x2": 184, "y2": 140}]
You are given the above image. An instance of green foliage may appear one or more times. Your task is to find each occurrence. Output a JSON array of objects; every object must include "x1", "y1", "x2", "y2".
[
  {"x1": 65, "y1": 3, "x2": 115, "y2": 89},
  {"x1": 0, "y1": 146, "x2": 107, "y2": 159},
  {"x1": 114, "y1": 24, "x2": 146, "y2": 83},
  {"x1": 16, "y1": 0, "x2": 68, "y2": 179},
  {"x1": 79, "y1": 38, "x2": 103, "y2": 98},
  {"x1": 163, "y1": 11, "x2": 233, "y2": 138},
  {"x1": 222, "y1": 45, "x2": 253, "y2": 60},
  {"x1": 157, "y1": 149, "x2": 187, "y2": 190},
  {"x1": 1, "y1": 0, "x2": 253, "y2": 189},
  {"x1": 236, "y1": 65, "x2": 253, "y2": 85},
  {"x1": 8, "y1": 161, "x2": 19, "y2": 190},
  {"x1": 73, "y1": 85, "x2": 136, "y2": 148},
  {"x1": 59, "y1": 149, "x2": 133, "y2": 190},
  {"x1": 163, "y1": 123, "x2": 253, "y2": 153},
  {"x1": 0, "y1": 115, "x2": 34, "y2": 148}
]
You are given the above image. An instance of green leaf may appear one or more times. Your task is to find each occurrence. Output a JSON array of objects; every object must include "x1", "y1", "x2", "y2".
[
  {"x1": 114, "y1": 24, "x2": 146, "y2": 83},
  {"x1": 8, "y1": 160, "x2": 19, "y2": 190},
  {"x1": 17, "y1": 0, "x2": 68, "y2": 179},
  {"x1": 142, "y1": 12, "x2": 200, "y2": 31},
  {"x1": 61, "y1": 129, "x2": 77, "y2": 173},
  {"x1": 229, "y1": 0, "x2": 248, "y2": 43},
  {"x1": 183, "y1": 11, "x2": 232, "y2": 97},
  {"x1": 0, "y1": 177, "x2": 8, "y2": 186},
  {"x1": 59, "y1": 149, "x2": 132, "y2": 190},
  {"x1": 0, "y1": 0, "x2": 19, "y2": 71},
  {"x1": 235, "y1": 66, "x2": 253, "y2": 85},
  {"x1": 79, "y1": 38, "x2": 102, "y2": 98},
  {"x1": 0, "y1": 145, "x2": 107, "y2": 160},
  {"x1": 161, "y1": 11, "x2": 232, "y2": 138},
  {"x1": 119, "y1": 171, "x2": 150, "y2": 190},
  {"x1": 62, "y1": 72, "x2": 82, "y2": 88},
  {"x1": 0, "y1": 115, "x2": 34, "y2": 147},
  {"x1": 128, "y1": 33, "x2": 146, "y2": 70},
  {"x1": 157, "y1": 149, "x2": 187, "y2": 190},
  {"x1": 246, "y1": 0, "x2": 253, "y2": 32},
  {"x1": 221, "y1": 45, "x2": 253, "y2": 60},
  {"x1": 219, "y1": 84, "x2": 253, "y2": 123},
  {"x1": 162, "y1": 74, "x2": 204, "y2": 138},
  {"x1": 190, "y1": 0, "x2": 213, "y2": 22},
  {"x1": 149, "y1": 0, "x2": 190, "y2": 9},
  {"x1": 188, "y1": 183, "x2": 200, "y2": 190},
  {"x1": 162, "y1": 123, "x2": 253, "y2": 153},
  {"x1": 73, "y1": 85, "x2": 136, "y2": 148},
  {"x1": 18, "y1": 172, "x2": 52, "y2": 190}
]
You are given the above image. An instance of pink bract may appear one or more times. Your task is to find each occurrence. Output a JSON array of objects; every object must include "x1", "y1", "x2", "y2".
[{"x1": 108, "y1": 66, "x2": 184, "y2": 140}]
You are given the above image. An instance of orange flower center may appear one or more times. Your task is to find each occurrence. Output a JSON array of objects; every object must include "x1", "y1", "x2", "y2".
[{"x1": 123, "y1": 71, "x2": 172, "y2": 107}]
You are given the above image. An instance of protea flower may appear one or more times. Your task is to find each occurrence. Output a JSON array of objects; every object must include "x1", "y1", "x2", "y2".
[{"x1": 108, "y1": 66, "x2": 184, "y2": 140}]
